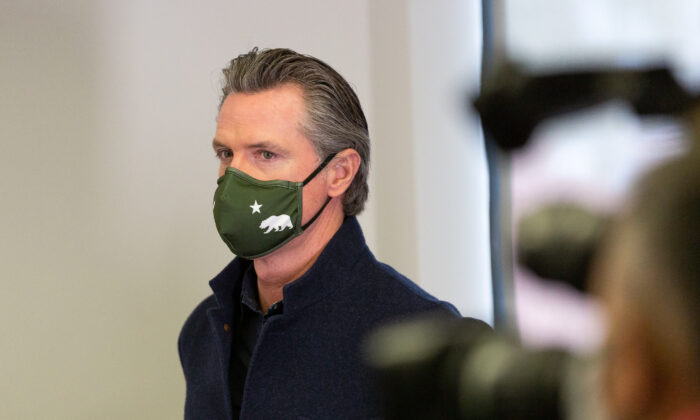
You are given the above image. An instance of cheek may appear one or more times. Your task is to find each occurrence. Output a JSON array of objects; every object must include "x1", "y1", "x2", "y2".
[
  {"x1": 603, "y1": 344, "x2": 628, "y2": 418},
  {"x1": 218, "y1": 162, "x2": 227, "y2": 178},
  {"x1": 301, "y1": 180, "x2": 328, "y2": 223},
  {"x1": 605, "y1": 350, "x2": 650, "y2": 420},
  {"x1": 602, "y1": 322, "x2": 655, "y2": 420}
]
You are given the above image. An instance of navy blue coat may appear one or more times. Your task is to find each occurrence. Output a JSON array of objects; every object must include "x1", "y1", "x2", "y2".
[{"x1": 178, "y1": 217, "x2": 460, "y2": 419}]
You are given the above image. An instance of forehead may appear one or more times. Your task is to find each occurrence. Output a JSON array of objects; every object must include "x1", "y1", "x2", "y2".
[
  {"x1": 215, "y1": 83, "x2": 314, "y2": 150},
  {"x1": 217, "y1": 83, "x2": 306, "y2": 127}
]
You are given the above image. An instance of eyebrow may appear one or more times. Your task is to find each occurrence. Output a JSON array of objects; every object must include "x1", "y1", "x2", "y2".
[
  {"x1": 212, "y1": 139, "x2": 227, "y2": 150},
  {"x1": 211, "y1": 139, "x2": 288, "y2": 153}
]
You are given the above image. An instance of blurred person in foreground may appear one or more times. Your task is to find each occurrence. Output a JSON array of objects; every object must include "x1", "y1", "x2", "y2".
[
  {"x1": 594, "y1": 151, "x2": 700, "y2": 420},
  {"x1": 177, "y1": 48, "x2": 460, "y2": 420}
]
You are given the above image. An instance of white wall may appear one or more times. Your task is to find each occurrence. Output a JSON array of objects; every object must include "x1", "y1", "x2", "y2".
[
  {"x1": 368, "y1": 1, "x2": 491, "y2": 321},
  {"x1": 407, "y1": 0, "x2": 491, "y2": 320},
  {"x1": 0, "y1": 1, "x2": 490, "y2": 418},
  {"x1": 504, "y1": 0, "x2": 700, "y2": 90}
]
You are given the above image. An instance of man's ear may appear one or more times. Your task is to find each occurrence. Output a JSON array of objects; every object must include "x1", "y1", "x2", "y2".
[{"x1": 326, "y1": 148, "x2": 361, "y2": 198}]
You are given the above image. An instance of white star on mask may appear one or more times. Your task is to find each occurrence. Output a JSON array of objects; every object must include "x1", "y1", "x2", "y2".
[{"x1": 250, "y1": 200, "x2": 262, "y2": 214}]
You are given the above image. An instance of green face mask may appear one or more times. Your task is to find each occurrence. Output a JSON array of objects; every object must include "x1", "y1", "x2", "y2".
[{"x1": 213, "y1": 154, "x2": 335, "y2": 259}]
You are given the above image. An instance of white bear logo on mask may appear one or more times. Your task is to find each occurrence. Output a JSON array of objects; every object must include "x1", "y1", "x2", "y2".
[{"x1": 259, "y1": 214, "x2": 294, "y2": 234}]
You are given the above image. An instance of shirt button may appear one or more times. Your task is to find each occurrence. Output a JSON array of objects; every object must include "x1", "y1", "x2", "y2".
[{"x1": 223, "y1": 323, "x2": 230, "y2": 332}]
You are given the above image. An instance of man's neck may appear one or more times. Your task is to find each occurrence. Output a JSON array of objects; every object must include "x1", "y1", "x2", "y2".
[{"x1": 253, "y1": 201, "x2": 344, "y2": 313}]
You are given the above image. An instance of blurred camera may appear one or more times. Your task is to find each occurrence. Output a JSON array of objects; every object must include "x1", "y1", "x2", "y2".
[
  {"x1": 364, "y1": 317, "x2": 601, "y2": 420},
  {"x1": 364, "y1": 62, "x2": 699, "y2": 420}
]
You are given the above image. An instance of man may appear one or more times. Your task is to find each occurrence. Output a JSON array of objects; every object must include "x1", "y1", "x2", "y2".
[
  {"x1": 178, "y1": 48, "x2": 459, "y2": 419},
  {"x1": 594, "y1": 151, "x2": 700, "y2": 420}
]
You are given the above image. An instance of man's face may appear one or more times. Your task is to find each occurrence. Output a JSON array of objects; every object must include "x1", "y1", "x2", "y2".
[{"x1": 212, "y1": 84, "x2": 328, "y2": 224}]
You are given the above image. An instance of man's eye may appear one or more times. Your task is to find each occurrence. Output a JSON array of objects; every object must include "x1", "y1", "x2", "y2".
[
  {"x1": 261, "y1": 151, "x2": 276, "y2": 160},
  {"x1": 216, "y1": 149, "x2": 233, "y2": 160}
]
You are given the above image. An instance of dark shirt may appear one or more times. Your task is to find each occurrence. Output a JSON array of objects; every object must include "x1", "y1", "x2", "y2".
[{"x1": 230, "y1": 264, "x2": 283, "y2": 418}]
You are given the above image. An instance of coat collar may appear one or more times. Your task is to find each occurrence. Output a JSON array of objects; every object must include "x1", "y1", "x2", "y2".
[{"x1": 208, "y1": 216, "x2": 370, "y2": 317}]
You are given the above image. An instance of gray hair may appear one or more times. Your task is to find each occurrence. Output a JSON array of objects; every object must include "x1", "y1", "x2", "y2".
[{"x1": 219, "y1": 47, "x2": 370, "y2": 216}]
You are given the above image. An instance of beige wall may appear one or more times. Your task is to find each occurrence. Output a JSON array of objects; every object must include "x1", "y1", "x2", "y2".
[{"x1": 0, "y1": 1, "x2": 489, "y2": 418}]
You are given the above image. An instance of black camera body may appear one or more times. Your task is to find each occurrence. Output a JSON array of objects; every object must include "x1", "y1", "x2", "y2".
[{"x1": 365, "y1": 317, "x2": 572, "y2": 420}]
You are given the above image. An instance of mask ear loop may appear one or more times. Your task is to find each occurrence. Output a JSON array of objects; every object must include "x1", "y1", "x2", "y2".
[
  {"x1": 302, "y1": 153, "x2": 337, "y2": 186},
  {"x1": 301, "y1": 197, "x2": 333, "y2": 230},
  {"x1": 301, "y1": 153, "x2": 337, "y2": 230}
]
